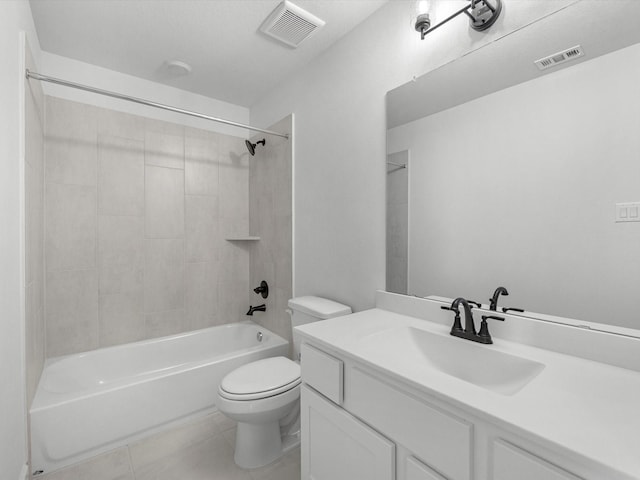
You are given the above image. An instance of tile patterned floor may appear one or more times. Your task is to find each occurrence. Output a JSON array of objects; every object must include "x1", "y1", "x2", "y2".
[{"x1": 38, "y1": 412, "x2": 301, "y2": 480}]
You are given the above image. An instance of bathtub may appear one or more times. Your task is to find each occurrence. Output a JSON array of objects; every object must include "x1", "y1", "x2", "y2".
[{"x1": 30, "y1": 321, "x2": 288, "y2": 474}]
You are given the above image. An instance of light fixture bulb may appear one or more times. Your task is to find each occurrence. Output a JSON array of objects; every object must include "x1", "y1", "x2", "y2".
[{"x1": 416, "y1": 0, "x2": 430, "y2": 15}]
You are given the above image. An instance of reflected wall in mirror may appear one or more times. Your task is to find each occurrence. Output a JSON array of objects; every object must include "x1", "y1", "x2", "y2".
[
  {"x1": 386, "y1": 1, "x2": 640, "y2": 330},
  {"x1": 386, "y1": 151, "x2": 409, "y2": 295}
]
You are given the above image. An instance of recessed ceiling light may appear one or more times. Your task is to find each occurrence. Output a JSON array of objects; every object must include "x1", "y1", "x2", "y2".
[{"x1": 165, "y1": 60, "x2": 192, "y2": 76}]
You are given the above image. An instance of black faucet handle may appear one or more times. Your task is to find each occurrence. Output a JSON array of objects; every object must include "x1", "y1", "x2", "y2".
[
  {"x1": 467, "y1": 300, "x2": 482, "y2": 308},
  {"x1": 441, "y1": 305, "x2": 463, "y2": 333},
  {"x1": 478, "y1": 315, "x2": 505, "y2": 342},
  {"x1": 502, "y1": 307, "x2": 524, "y2": 313}
]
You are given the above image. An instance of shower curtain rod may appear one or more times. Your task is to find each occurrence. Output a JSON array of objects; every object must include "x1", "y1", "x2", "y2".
[{"x1": 25, "y1": 69, "x2": 289, "y2": 139}]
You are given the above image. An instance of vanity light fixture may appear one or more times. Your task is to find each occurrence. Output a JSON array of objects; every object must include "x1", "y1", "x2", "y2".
[{"x1": 415, "y1": 0, "x2": 502, "y2": 40}]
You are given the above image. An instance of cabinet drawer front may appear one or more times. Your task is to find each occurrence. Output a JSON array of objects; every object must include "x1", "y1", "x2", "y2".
[
  {"x1": 349, "y1": 367, "x2": 472, "y2": 480},
  {"x1": 301, "y1": 384, "x2": 395, "y2": 480},
  {"x1": 301, "y1": 343, "x2": 343, "y2": 404},
  {"x1": 492, "y1": 440, "x2": 583, "y2": 480},
  {"x1": 407, "y1": 456, "x2": 449, "y2": 480}
]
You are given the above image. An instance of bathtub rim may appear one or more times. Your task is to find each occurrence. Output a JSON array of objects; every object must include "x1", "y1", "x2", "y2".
[{"x1": 31, "y1": 321, "x2": 288, "y2": 411}]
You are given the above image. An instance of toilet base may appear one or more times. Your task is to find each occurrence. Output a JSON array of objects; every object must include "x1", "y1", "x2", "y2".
[{"x1": 234, "y1": 421, "x2": 283, "y2": 469}]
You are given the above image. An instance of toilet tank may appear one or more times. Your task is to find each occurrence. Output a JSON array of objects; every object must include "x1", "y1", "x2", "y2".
[{"x1": 288, "y1": 296, "x2": 351, "y2": 360}]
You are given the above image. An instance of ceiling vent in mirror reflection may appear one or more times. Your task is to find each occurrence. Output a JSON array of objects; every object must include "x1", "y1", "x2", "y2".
[
  {"x1": 534, "y1": 45, "x2": 585, "y2": 70},
  {"x1": 260, "y1": 1, "x2": 326, "y2": 48}
]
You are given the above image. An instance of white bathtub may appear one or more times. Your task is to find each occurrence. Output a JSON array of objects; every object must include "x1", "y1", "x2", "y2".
[{"x1": 30, "y1": 321, "x2": 288, "y2": 474}]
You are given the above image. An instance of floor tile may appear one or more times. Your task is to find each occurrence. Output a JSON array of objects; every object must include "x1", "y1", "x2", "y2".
[
  {"x1": 250, "y1": 461, "x2": 300, "y2": 480},
  {"x1": 38, "y1": 447, "x2": 134, "y2": 480},
  {"x1": 213, "y1": 410, "x2": 237, "y2": 432},
  {"x1": 129, "y1": 413, "x2": 222, "y2": 470},
  {"x1": 134, "y1": 434, "x2": 253, "y2": 480}
]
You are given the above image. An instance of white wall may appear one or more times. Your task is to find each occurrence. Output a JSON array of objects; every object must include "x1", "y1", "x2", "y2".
[
  {"x1": 0, "y1": 2, "x2": 41, "y2": 478},
  {"x1": 250, "y1": 0, "x2": 576, "y2": 312},
  {"x1": 387, "y1": 42, "x2": 640, "y2": 328},
  {"x1": 39, "y1": 52, "x2": 250, "y2": 138}
]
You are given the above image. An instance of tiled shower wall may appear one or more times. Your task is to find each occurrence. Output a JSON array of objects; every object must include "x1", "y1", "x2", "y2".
[
  {"x1": 25, "y1": 42, "x2": 45, "y2": 406},
  {"x1": 249, "y1": 116, "x2": 293, "y2": 352},
  {"x1": 44, "y1": 97, "x2": 251, "y2": 357}
]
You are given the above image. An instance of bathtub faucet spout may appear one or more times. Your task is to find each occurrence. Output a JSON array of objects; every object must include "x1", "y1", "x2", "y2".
[{"x1": 246, "y1": 304, "x2": 266, "y2": 316}]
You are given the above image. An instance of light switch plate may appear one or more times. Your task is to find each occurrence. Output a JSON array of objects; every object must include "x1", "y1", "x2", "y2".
[{"x1": 615, "y1": 202, "x2": 640, "y2": 222}]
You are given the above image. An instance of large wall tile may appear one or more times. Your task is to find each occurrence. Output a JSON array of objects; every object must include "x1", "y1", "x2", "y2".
[
  {"x1": 98, "y1": 136, "x2": 144, "y2": 216},
  {"x1": 26, "y1": 159, "x2": 43, "y2": 285},
  {"x1": 144, "y1": 239, "x2": 185, "y2": 313},
  {"x1": 98, "y1": 215, "x2": 144, "y2": 270},
  {"x1": 46, "y1": 269, "x2": 99, "y2": 357},
  {"x1": 145, "y1": 309, "x2": 186, "y2": 339},
  {"x1": 145, "y1": 130, "x2": 184, "y2": 169},
  {"x1": 98, "y1": 109, "x2": 145, "y2": 141},
  {"x1": 218, "y1": 136, "x2": 248, "y2": 219},
  {"x1": 185, "y1": 134, "x2": 219, "y2": 196},
  {"x1": 45, "y1": 96, "x2": 97, "y2": 141},
  {"x1": 99, "y1": 264, "x2": 143, "y2": 296},
  {"x1": 145, "y1": 166, "x2": 185, "y2": 238},
  {"x1": 99, "y1": 293, "x2": 145, "y2": 347},
  {"x1": 44, "y1": 97, "x2": 98, "y2": 186},
  {"x1": 185, "y1": 195, "x2": 218, "y2": 263},
  {"x1": 217, "y1": 276, "x2": 250, "y2": 325},
  {"x1": 45, "y1": 138, "x2": 97, "y2": 187},
  {"x1": 45, "y1": 182, "x2": 97, "y2": 271},
  {"x1": 186, "y1": 261, "x2": 218, "y2": 330}
]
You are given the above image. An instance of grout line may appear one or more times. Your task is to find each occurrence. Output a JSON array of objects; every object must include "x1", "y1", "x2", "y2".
[{"x1": 126, "y1": 445, "x2": 138, "y2": 480}]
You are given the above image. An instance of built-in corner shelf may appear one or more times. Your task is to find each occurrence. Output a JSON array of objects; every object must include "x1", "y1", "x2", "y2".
[{"x1": 225, "y1": 236, "x2": 260, "y2": 241}]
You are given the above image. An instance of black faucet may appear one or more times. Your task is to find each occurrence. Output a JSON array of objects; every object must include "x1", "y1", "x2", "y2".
[
  {"x1": 246, "y1": 304, "x2": 266, "y2": 316},
  {"x1": 441, "y1": 297, "x2": 504, "y2": 344},
  {"x1": 253, "y1": 280, "x2": 269, "y2": 299},
  {"x1": 489, "y1": 286, "x2": 509, "y2": 311},
  {"x1": 489, "y1": 286, "x2": 524, "y2": 313}
]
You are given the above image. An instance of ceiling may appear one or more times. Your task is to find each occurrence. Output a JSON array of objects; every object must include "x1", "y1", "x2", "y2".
[{"x1": 30, "y1": 0, "x2": 388, "y2": 107}]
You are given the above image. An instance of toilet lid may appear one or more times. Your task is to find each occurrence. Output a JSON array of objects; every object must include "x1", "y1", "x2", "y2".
[{"x1": 219, "y1": 357, "x2": 300, "y2": 400}]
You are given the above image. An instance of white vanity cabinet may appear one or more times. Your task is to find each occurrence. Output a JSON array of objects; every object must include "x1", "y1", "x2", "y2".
[
  {"x1": 301, "y1": 384, "x2": 395, "y2": 480},
  {"x1": 491, "y1": 440, "x2": 583, "y2": 480},
  {"x1": 300, "y1": 344, "x2": 395, "y2": 480},
  {"x1": 300, "y1": 341, "x2": 590, "y2": 480}
]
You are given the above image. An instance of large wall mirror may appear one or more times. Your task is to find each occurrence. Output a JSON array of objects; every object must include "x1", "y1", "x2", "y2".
[{"x1": 386, "y1": 1, "x2": 640, "y2": 331}]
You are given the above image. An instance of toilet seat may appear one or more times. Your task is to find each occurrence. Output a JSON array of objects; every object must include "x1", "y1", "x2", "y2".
[{"x1": 219, "y1": 356, "x2": 301, "y2": 401}]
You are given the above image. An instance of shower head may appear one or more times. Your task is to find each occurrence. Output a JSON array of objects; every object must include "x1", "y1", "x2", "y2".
[{"x1": 245, "y1": 139, "x2": 266, "y2": 156}]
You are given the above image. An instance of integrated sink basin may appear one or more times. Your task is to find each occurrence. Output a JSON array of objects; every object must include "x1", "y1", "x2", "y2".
[{"x1": 357, "y1": 326, "x2": 545, "y2": 395}]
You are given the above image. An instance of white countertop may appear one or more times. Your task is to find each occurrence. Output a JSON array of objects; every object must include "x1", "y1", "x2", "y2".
[{"x1": 296, "y1": 306, "x2": 640, "y2": 480}]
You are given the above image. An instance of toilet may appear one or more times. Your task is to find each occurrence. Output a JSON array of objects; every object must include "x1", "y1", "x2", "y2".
[{"x1": 216, "y1": 296, "x2": 352, "y2": 469}]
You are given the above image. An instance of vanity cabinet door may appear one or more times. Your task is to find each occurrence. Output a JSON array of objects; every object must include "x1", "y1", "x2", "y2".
[
  {"x1": 406, "y1": 456, "x2": 449, "y2": 480},
  {"x1": 301, "y1": 384, "x2": 395, "y2": 480},
  {"x1": 492, "y1": 440, "x2": 583, "y2": 480}
]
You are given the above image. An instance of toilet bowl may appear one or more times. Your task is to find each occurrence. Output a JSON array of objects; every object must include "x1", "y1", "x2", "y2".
[
  {"x1": 217, "y1": 356, "x2": 300, "y2": 468},
  {"x1": 217, "y1": 296, "x2": 351, "y2": 468}
]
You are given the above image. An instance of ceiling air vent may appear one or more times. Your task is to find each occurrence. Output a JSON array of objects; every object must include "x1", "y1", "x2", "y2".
[
  {"x1": 534, "y1": 45, "x2": 585, "y2": 71},
  {"x1": 260, "y1": 1, "x2": 326, "y2": 48}
]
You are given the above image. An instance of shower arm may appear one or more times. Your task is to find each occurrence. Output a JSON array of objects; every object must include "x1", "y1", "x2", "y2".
[{"x1": 25, "y1": 69, "x2": 289, "y2": 140}]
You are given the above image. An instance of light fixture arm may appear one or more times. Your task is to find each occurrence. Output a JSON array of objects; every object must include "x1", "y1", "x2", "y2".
[{"x1": 416, "y1": 0, "x2": 502, "y2": 40}]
